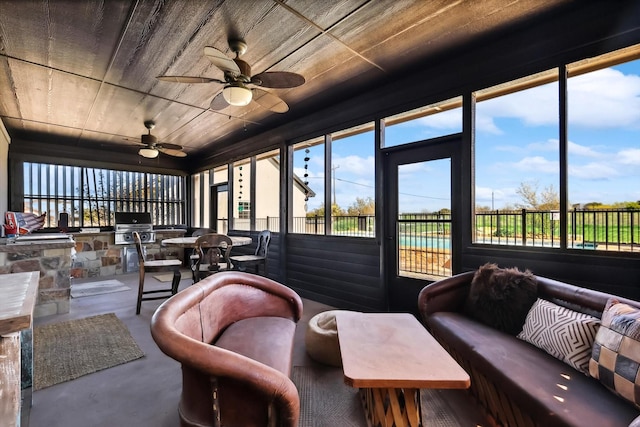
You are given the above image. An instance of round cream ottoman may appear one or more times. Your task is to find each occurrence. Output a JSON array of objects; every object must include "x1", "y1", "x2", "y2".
[{"x1": 305, "y1": 310, "x2": 352, "y2": 367}]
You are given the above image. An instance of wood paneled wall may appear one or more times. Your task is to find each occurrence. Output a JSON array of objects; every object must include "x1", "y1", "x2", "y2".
[{"x1": 285, "y1": 235, "x2": 383, "y2": 311}]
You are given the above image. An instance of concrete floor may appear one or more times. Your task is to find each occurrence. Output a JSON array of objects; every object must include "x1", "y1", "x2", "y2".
[{"x1": 24, "y1": 271, "x2": 490, "y2": 427}]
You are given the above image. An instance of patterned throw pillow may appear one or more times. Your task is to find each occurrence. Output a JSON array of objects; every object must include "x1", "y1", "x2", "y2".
[
  {"x1": 589, "y1": 299, "x2": 640, "y2": 409},
  {"x1": 518, "y1": 298, "x2": 600, "y2": 374}
]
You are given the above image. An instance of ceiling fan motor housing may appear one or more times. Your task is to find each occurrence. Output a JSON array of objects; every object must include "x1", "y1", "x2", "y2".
[
  {"x1": 141, "y1": 133, "x2": 158, "y2": 146},
  {"x1": 232, "y1": 59, "x2": 251, "y2": 82}
]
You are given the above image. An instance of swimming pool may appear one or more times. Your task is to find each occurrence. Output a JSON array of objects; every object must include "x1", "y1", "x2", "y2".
[{"x1": 398, "y1": 235, "x2": 451, "y2": 250}]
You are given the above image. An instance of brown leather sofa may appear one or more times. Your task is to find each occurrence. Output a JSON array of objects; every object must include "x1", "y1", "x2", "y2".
[
  {"x1": 151, "y1": 271, "x2": 303, "y2": 427},
  {"x1": 418, "y1": 271, "x2": 640, "y2": 427}
]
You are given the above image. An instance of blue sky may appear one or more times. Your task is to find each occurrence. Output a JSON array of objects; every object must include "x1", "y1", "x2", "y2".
[{"x1": 295, "y1": 59, "x2": 640, "y2": 214}]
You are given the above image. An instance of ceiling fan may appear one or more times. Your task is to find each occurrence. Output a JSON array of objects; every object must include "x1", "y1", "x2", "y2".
[
  {"x1": 157, "y1": 39, "x2": 305, "y2": 113},
  {"x1": 136, "y1": 121, "x2": 187, "y2": 158}
]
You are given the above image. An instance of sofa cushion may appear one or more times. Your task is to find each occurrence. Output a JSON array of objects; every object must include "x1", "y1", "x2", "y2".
[
  {"x1": 463, "y1": 263, "x2": 537, "y2": 335},
  {"x1": 427, "y1": 312, "x2": 640, "y2": 426},
  {"x1": 518, "y1": 298, "x2": 600, "y2": 375},
  {"x1": 589, "y1": 299, "x2": 640, "y2": 410},
  {"x1": 215, "y1": 316, "x2": 297, "y2": 375}
]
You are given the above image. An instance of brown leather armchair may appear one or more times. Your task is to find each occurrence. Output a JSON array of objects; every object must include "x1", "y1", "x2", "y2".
[{"x1": 151, "y1": 271, "x2": 303, "y2": 427}]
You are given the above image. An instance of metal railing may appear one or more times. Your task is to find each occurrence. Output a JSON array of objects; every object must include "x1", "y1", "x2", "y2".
[
  {"x1": 474, "y1": 208, "x2": 640, "y2": 252},
  {"x1": 215, "y1": 208, "x2": 639, "y2": 281},
  {"x1": 291, "y1": 215, "x2": 375, "y2": 236},
  {"x1": 397, "y1": 213, "x2": 452, "y2": 278}
]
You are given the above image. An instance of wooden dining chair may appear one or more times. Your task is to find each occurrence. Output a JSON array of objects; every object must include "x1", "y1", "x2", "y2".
[
  {"x1": 191, "y1": 233, "x2": 233, "y2": 283},
  {"x1": 187, "y1": 228, "x2": 216, "y2": 280},
  {"x1": 133, "y1": 232, "x2": 182, "y2": 315},
  {"x1": 230, "y1": 230, "x2": 271, "y2": 275}
]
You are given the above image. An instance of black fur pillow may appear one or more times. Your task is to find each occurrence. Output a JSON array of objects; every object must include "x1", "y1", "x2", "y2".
[{"x1": 463, "y1": 263, "x2": 538, "y2": 335}]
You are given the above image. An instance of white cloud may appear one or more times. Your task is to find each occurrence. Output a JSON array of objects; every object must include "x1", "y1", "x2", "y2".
[
  {"x1": 477, "y1": 83, "x2": 559, "y2": 131},
  {"x1": 568, "y1": 162, "x2": 619, "y2": 179},
  {"x1": 415, "y1": 108, "x2": 462, "y2": 130},
  {"x1": 527, "y1": 139, "x2": 558, "y2": 152},
  {"x1": 568, "y1": 68, "x2": 640, "y2": 129},
  {"x1": 511, "y1": 156, "x2": 558, "y2": 173},
  {"x1": 617, "y1": 148, "x2": 640, "y2": 165},
  {"x1": 475, "y1": 113, "x2": 503, "y2": 134},
  {"x1": 568, "y1": 141, "x2": 602, "y2": 157},
  {"x1": 476, "y1": 67, "x2": 640, "y2": 133},
  {"x1": 526, "y1": 139, "x2": 604, "y2": 158},
  {"x1": 398, "y1": 162, "x2": 428, "y2": 175},
  {"x1": 333, "y1": 155, "x2": 374, "y2": 177}
]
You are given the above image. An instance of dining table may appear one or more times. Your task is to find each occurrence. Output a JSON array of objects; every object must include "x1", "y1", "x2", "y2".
[
  {"x1": 161, "y1": 235, "x2": 252, "y2": 248},
  {"x1": 161, "y1": 235, "x2": 253, "y2": 279}
]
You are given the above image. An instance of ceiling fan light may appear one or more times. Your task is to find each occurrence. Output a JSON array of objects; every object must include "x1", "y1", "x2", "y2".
[
  {"x1": 139, "y1": 147, "x2": 159, "y2": 158},
  {"x1": 222, "y1": 84, "x2": 252, "y2": 106}
]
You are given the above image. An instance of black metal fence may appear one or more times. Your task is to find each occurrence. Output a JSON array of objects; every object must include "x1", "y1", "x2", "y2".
[
  {"x1": 291, "y1": 215, "x2": 375, "y2": 236},
  {"x1": 219, "y1": 208, "x2": 639, "y2": 280},
  {"x1": 223, "y1": 215, "x2": 374, "y2": 235},
  {"x1": 397, "y1": 213, "x2": 452, "y2": 278},
  {"x1": 474, "y1": 208, "x2": 640, "y2": 252}
]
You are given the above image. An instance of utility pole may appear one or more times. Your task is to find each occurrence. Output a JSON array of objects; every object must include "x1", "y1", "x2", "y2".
[{"x1": 332, "y1": 164, "x2": 340, "y2": 206}]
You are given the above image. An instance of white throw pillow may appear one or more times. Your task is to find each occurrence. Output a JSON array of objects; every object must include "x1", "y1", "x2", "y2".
[{"x1": 517, "y1": 298, "x2": 600, "y2": 375}]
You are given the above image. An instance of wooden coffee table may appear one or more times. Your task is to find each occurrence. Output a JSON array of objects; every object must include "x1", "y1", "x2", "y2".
[{"x1": 336, "y1": 312, "x2": 470, "y2": 427}]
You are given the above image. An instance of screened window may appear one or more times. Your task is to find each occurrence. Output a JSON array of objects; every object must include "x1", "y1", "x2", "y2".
[
  {"x1": 566, "y1": 47, "x2": 640, "y2": 252},
  {"x1": 212, "y1": 165, "x2": 229, "y2": 233},
  {"x1": 292, "y1": 137, "x2": 324, "y2": 235},
  {"x1": 191, "y1": 170, "x2": 210, "y2": 228},
  {"x1": 233, "y1": 160, "x2": 251, "y2": 231},
  {"x1": 471, "y1": 44, "x2": 640, "y2": 253},
  {"x1": 330, "y1": 123, "x2": 375, "y2": 237},
  {"x1": 255, "y1": 150, "x2": 280, "y2": 231},
  {"x1": 23, "y1": 162, "x2": 185, "y2": 227},
  {"x1": 473, "y1": 70, "x2": 560, "y2": 247},
  {"x1": 384, "y1": 97, "x2": 463, "y2": 148},
  {"x1": 290, "y1": 124, "x2": 375, "y2": 237},
  {"x1": 191, "y1": 156, "x2": 281, "y2": 233}
]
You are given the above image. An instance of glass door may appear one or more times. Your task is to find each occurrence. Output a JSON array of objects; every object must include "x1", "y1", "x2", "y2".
[
  {"x1": 210, "y1": 183, "x2": 228, "y2": 233},
  {"x1": 384, "y1": 136, "x2": 460, "y2": 312}
]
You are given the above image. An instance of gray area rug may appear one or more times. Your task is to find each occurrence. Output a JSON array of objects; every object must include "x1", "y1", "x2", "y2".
[
  {"x1": 33, "y1": 313, "x2": 144, "y2": 390},
  {"x1": 71, "y1": 279, "x2": 131, "y2": 298},
  {"x1": 291, "y1": 366, "x2": 459, "y2": 427}
]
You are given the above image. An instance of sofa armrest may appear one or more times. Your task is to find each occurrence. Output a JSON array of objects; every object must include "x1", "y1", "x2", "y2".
[{"x1": 418, "y1": 271, "x2": 474, "y2": 319}]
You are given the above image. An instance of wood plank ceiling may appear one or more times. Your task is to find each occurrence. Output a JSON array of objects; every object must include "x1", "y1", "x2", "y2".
[{"x1": 0, "y1": 0, "x2": 572, "y2": 167}]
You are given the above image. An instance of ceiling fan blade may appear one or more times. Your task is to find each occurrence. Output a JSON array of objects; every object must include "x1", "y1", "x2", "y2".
[
  {"x1": 157, "y1": 142, "x2": 183, "y2": 150},
  {"x1": 209, "y1": 92, "x2": 228, "y2": 110},
  {"x1": 158, "y1": 147, "x2": 187, "y2": 157},
  {"x1": 252, "y1": 88, "x2": 288, "y2": 113},
  {"x1": 204, "y1": 46, "x2": 240, "y2": 75},
  {"x1": 251, "y1": 71, "x2": 305, "y2": 88},
  {"x1": 157, "y1": 75, "x2": 224, "y2": 84}
]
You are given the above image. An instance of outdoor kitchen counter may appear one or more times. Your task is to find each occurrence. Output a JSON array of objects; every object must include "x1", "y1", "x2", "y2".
[
  {"x1": 0, "y1": 271, "x2": 39, "y2": 427},
  {"x1": 0, "y1": 236, "x2": 75, "y2": 318},
  {"x1": 71, "y1": 229, "x2": 187, "y2": 277}
]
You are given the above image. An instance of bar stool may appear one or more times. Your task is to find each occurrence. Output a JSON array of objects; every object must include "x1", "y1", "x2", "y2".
[{"x1": 133, "y1": 232, "x2": 182, "y2": 315}]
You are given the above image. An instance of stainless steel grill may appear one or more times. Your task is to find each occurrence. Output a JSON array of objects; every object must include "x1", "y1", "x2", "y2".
[{"x1": 114, "y1": 212, "x2": 155, "y2": 245}]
